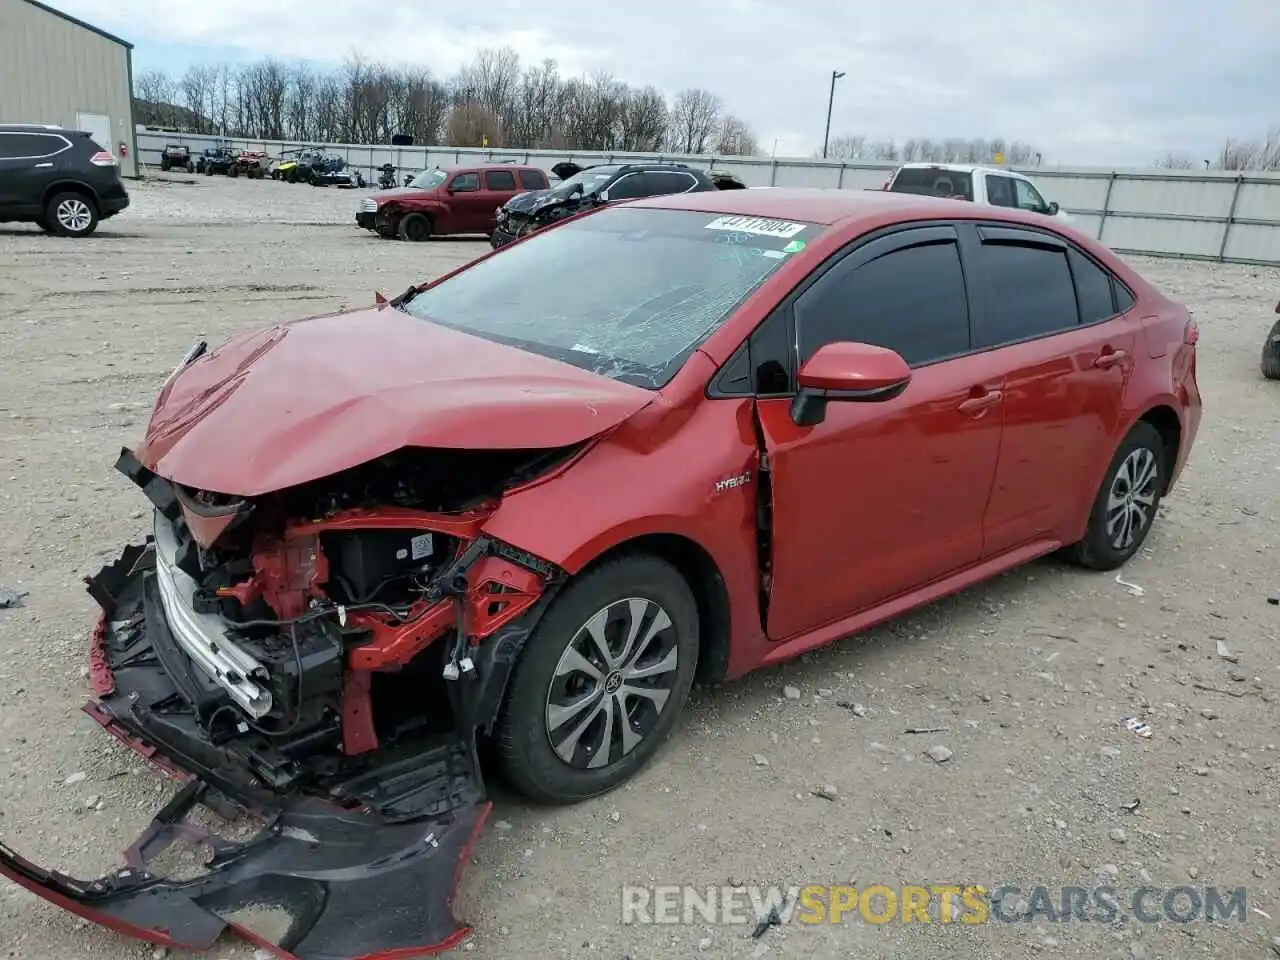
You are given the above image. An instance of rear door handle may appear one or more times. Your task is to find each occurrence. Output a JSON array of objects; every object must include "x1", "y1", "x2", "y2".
[
  {"x1": 958, "y1": 390, "x2": 1003, "y2": 414},
  {"x1": 34, "y1": 162, "x2": 53, "y2": 168},
  {"x1": 1094, "y1": 349, "x2": 1128, "y2": 369}
]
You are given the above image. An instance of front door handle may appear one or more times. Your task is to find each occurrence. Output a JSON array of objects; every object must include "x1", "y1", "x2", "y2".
[
  {"x1": 1094, "y1": 349, "x2": 1128, "y2": 369},
  {"x1": 958, "y1": 390, "x2": 1003, "y2": 414},
  {"x1": 34, "y1": 162, "x2": 53, "y2": 168}
]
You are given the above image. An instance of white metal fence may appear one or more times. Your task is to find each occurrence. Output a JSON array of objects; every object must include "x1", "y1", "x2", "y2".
[{"x1": 136, "y1": 128, "x2": 1280, "y2": 267}]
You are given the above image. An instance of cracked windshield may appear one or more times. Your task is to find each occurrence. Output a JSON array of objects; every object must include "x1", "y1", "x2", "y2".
[{"x1": 401, "y1": 207, "x2": 819, "y2": 388}]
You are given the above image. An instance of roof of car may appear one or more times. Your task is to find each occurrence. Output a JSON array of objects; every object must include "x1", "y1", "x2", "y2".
[
  {"x1": 897, "y1": 161, "x2": 1034, "y2": 180},
  {"x1": 444, "y1": 162, "x2": 544, "y2": 171},
  {"x1": 631, "y1": 186, "x2": 1063, "y2": 231}
]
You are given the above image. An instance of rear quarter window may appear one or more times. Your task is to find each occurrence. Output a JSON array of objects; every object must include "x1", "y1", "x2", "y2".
[{"x1": 0, "y1": 132, "x2": 68, "y2": 158}]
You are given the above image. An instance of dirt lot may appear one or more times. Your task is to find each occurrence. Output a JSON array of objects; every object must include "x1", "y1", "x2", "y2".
[{"x1": 1, "y1": 174, "x2": 1279, "y2": 960}]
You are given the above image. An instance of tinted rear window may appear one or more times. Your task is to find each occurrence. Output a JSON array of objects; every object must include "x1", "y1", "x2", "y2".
[
  {"x1": 519, "y1": 169, "x2": 548, "y2": 189},
  {"x1": 889, "y1": 167, "x2": 974, "y2": 201}
]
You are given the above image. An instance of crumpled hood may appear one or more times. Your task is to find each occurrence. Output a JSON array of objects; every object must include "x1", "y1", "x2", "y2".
[
  {"x1": 136, "y1": 307, "x2": 654, "y2": 497},
  {"x1": 502, "y1": 188, "x2": 559, "y2": 215}
]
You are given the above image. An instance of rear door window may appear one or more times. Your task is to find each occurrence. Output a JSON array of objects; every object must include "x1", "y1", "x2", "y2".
[
  {"x1": 606, "y1": 172, "x2": 649, "y2": 199},
  {"x1": 970, "y1": 228, "x2": 1080, "y2": 348},
  {"x1": 796, "y1": 231, "x2": 971, "y2": 367},
  {"x1": 485, "y1": 169, "x2": 517, "y2": 191},
  {"x1": 518, "y1": 169, "x2": 548, "y2": 189},
  {"x1": 889, "y1": 167, "x2": 974, "y2": 201},
  {"x1": 984, "y1": 174, "x2": 1017, "y2": 207}
]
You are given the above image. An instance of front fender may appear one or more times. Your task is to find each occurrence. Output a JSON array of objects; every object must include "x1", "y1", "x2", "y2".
[{"x1": 479, "y1": 371, "x2": 770, "y2": 676}]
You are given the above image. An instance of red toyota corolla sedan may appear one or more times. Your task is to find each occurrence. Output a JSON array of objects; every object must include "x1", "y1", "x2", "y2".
[{"x1": 1, "y1": 188, "x2": 1201, "y2": 960}]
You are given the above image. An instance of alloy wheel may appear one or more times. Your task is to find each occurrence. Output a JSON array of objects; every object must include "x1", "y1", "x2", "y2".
[
  {"x1": 545, "y1": 597, "x2": 680, "y2": 770},
  {"x1": 1106, "y1": 447, "x2": 1159, "y2": 551},
  {"x1": 55, "y1": 198, "x2": 92, "y2": 233}
]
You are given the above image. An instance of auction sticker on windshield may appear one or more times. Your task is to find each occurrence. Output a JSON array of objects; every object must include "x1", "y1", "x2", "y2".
[{"x1": 704, "y1": 215, "x2": 808, "y2": 239}]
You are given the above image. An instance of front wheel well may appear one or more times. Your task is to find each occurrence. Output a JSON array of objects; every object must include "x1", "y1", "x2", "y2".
[
  {"x1": 575, "y1": 534, "x2": 731, "y2": 686},
  {"x1": 1138, "y1": 405, "x2": 1181, "y2": 493}
]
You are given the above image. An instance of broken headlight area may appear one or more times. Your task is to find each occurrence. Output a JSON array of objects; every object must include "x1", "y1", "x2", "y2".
[{"x1": 1, "y1": 444, "x2": 571, "y2": 958}]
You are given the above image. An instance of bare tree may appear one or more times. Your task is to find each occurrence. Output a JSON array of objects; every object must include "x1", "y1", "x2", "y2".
[
  {"x1": 1154, "y1": 152, "x2": 1197, "y2": 169},
  {"x1": 511, "y1": 59, "x2": 562, "y2": 148},
  {"x1": 821, "y1": 133, "x2": 1040, "y2": 165},
  {"x1": 1217, "y1": 128, "x2": 1280, "y2": 171},
  {"x1": 619, "y1": 86, "x2": 668, "y2": 152},
  {"x1": 446, "y1": 102, "x2": 503, "y2": 147},
  {"x1": 714, "y1": 115, "x2": 758, "y2": 156},
  {"x1": 667, "y1": 88, "x2": 722, "y2": 154}
]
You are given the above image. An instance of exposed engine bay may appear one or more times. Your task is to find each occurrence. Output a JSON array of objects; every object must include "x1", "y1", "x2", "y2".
[{"x1": 1, "y1": 443, "x2": 576, "y2": 959}]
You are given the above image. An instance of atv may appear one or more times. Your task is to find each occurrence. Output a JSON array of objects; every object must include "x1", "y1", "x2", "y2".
[
  {"x1": 1263, "y1": 300, "x2": 1280, "y2": 380},
  {"x1": 195, "y1": 144, "x2": 237, "y2": 176},
  {"x1": 273, "y1": 148, "x2": 357, "y2": 186},
  {"x1": 226, "y1": 150, "x2": 269, "y2": 179},
  {"x1": 159, "y1": 143, "x2": 195, "y2": 174}
]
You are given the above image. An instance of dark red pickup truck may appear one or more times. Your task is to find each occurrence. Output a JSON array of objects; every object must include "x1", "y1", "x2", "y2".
[{"x1": 356, "y1": 163, "x2": 550, "y2": 240}]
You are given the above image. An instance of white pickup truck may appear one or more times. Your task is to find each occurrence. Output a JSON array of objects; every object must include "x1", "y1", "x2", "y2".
[{"x1": 882, "y1": 162, "x2": 1071, "y2": 221}]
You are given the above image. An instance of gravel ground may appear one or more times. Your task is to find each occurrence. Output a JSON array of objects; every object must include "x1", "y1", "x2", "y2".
[{"x1": 1, "y1": 175, "x2": 1279, "y2": 960}]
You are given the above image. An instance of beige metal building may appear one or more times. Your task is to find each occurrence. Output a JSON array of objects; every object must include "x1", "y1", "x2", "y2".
[{"x1": 0, "y1": 0, "x2": 137, "y2": 176}]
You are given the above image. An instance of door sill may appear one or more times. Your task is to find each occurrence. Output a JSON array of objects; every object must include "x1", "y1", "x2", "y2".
[{"x1": 760, "y1": 538, "x2": 1063, "y2": 666}]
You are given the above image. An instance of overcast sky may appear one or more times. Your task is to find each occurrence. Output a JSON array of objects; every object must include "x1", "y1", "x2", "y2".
[{"x1": 55, "y1": 0, "x2": 1280, "y2": 167}]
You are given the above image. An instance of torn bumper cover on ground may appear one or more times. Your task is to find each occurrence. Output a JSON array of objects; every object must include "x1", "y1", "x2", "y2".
[
  {"x1": 0, "y1": 785, "x2": 489, "y2": 960},
  {"x1": 0, "y1": 543, "x2": 493, "y2": 960}
]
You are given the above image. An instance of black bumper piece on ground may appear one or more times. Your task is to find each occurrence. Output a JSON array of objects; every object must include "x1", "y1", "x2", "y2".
[
  {"x1": 0, "y1": 544, "x2": 491, "y2": 960},
  {"x1": 0, "y1": 783, "x2": 490, "y2": 960}
]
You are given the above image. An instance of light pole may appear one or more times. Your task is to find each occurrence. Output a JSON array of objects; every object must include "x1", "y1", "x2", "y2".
[{"x1": 822, "y1": 70, "x2": 846, "y2": 159}]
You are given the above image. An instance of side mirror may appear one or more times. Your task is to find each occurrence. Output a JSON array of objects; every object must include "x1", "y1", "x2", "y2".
[
  {"x1": 1046, "y1": 201, "x2": 1060, "y2": 215},
  {"x1": 790, "y1": 342, "x2": 912, "y2": 427}
]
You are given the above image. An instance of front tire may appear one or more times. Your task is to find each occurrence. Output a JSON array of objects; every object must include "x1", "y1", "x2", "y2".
[
  {"x1": 1063, "y1": 421, "x2": 1165, "y2": 570},
  {"x1": 45, "y1": 192, "x2": 99, "y2": 237},
  {"x1": 397, "y1": 212, "x2": 432, "y2": 242},
  {"x1": 1262, "y1": 316, "x2": 1280, "y2": 380},
  {"x1": 494, "y1": 555, "x2": 699, "y2": 804}
]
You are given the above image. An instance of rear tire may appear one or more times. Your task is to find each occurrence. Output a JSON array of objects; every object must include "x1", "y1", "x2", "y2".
[
  {"x1": 44, "y1": 192, "x2": 99, "y2": 237},
  {"x1": 1262, "y1": 317, "x2": 1280, "y2": 380},
  {"x1": 397, "y1": 213, "x2": 432, "y2": 242},
  {"x1": 493, "y1": 554, "x2": 699, "y2": 805},
  {"x1": 227, "y1": 165, "x2": 240, "y2": 178},
  {"x1": 1061, "y1": 421, "x2": 1165, "y2": 571}
]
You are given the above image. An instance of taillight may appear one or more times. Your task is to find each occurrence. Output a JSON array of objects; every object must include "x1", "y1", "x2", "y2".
[
  {"x1": 89, "y1": 151, "x2": 117, "y2": 166},
  {"x1": 1184, "y1": 319, "x2": 1199, "y2": 345}
]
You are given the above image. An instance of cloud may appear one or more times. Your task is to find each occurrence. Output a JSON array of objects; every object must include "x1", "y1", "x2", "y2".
[{"x1": 55, "y1": 0, "x2": 1280, "y2": 165}]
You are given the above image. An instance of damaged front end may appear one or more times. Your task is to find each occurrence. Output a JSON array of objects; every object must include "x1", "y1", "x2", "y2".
[{"x1": 1, "y1": 444, "x2": 572, "y2": 959}]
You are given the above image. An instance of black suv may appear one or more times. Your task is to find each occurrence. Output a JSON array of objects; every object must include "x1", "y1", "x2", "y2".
[
  {"x1": 0, "y1": 124, "x2": 130, "y2": 237},
  {"x1": 490, "y1": 160, "x2": 745, "y2": 247}
]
